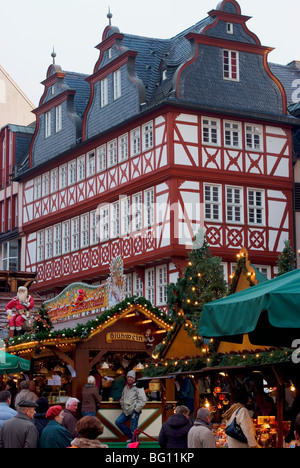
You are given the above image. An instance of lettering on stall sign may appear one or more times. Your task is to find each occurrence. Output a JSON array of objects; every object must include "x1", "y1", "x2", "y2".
[{"x1": 106, "y1": 332, "x2": 145, "y2": 344}]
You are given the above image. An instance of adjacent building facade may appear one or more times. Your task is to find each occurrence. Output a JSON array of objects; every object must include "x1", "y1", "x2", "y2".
[{"x1": 2, "y1": 0, "x2": 300, "y2": 310}]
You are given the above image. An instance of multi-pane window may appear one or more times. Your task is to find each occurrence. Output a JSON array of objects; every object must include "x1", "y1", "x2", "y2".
[
  {"x1": 131, "y1": 128, "x2": 141, "y2": 157},
  {"x1": 68, "y1": 160, "x2": 76, "y2": 186},
  {"x1": 77, "y1": 156, "x2": 85, "y2": 181},
  {"x1": 37, "y1": 231, "x2": 44, "y2": 262},
  {"x1": 59, "y1": 165, "x2": 67, "y2": 189},
  {"x1": 97, "y1": 145, "x2": 106, "y2": 172},
  {"x1": 226, "y1": 187, "x2": 243, "y2": 223},
  {"x1": 133, "y1": 272, "x2": 143, "y2": 297},
  {"x1": 248, "y1": 189, "x2": 264, "y2": 225},
  {"x1": 45, "y1": 228, "x2": 53, "y2": 259},
  {"x1": 125, "y1": 274, "x2": 132, "y2": 297},
  {"x1": 113, "y1": 69, "x2": 122, "y2": 100},
  {"x1": 157, "y1": 265, "x2": 167, "y2": 305},
  {"x1": 223, "y1": 50, "x2": 239, "y2": 81},
  {"x1": 2, "y1": 241, "x2": 18, "y2": 271},
  {"x1": 145, "y1": 268, "x2": 155, "y2": 304},
  {"x1": 245, "y1": 124, "x2": 263, "y2": 151},
  {"x1": 87, "y1": 151, "x2": 95, "y2": 177},
  {"x1": 34, "y1": 176, "x2": 42, "y2": 200},
  {"x1": 145, "y1": 188, "x2": 154, "y2": 227},
  {"x1": 71, "y1": 217, "x2": 80, "y2": 251},
  {"x1": 62, "y1": 221, "x2": 70, "y2": 254},
  {"x1": 100, "y1": 206, "x2": 109, "y2": 242},
  {"x1": 45, "y1": 111, "x2": 51, "y2": 138},
  {"x1": 100, "y1": 78, "x2": 108, "y2": 108},
  {"x1": 119, "y1": 134, "x2": 128, "y2": 162},
  {"x1": 54, "y1": 224, "x2": 61, "y2": 257},
  {"x1": 108, "y1": 140, "x2": 117, "y2": 167},
  {"x1": 224, "y1": 121, "x2": 241, "y2": 148},
  {"x1": 204, "y1": 184, "x2": 222, "y2": 221},
  {"x1": 50, "y1": 169, "x2": 58, "y2": 193},
  {"x1": 202, "y1": 118, "x2": 220, "y2": 145},
  {"x1": 90, "y1": 211, "x2": 99, "y2": 245},
  {"x1": 111, "y1": 202, "x2": 120, "y2": 238},
  {"x1": 143, "y1": 122, "x2": 153, "y2": 151},
  {"x1": 55, "y1": 105, "x2": 62, "y2": 133},
  {"x1": 81, "y1": 214, "x2": 89, "y2": 248},
  {"x1": 133, "y1": 193, "x2": 142, "y2": 231},
  {"x1": 42, "y1": 173, "x2": 50, "y2": 197},
  {"x1": 121, "y1": 197, "x2": 131, "y2": 236}
]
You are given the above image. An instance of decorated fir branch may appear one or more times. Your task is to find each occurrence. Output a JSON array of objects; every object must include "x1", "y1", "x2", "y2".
[{"x1": 227, "y1": 252, "x2": 257, "y2": 295}]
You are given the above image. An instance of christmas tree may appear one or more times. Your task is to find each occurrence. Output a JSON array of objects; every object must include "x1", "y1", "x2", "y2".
[
  {"x1": 168, "y1": 232, "x2": 228, "y2": 326},
  {"x1": 33, "y1": 303, "x2": 53, "y2": 333},
  {"x1": 276, "y1": 239, "x2": 296, "y2": 277}
]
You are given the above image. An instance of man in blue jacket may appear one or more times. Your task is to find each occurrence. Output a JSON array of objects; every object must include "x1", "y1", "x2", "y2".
[{"x1": 0, "y1": 390, "x2": 17, "y2": 430}]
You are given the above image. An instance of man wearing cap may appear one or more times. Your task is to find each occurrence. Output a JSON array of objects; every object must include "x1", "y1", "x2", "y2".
[
  {"x1": 0, "y1": 400, "x2": 39, "y2": 448},
  {"x1": 115, "y1": 370, "x2": 146, "y2": 442},
  {"x1": 39, "y1": 405, "x2": 72, "y2": 448}
]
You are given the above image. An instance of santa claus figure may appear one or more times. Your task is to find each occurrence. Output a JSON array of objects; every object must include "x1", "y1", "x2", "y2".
[
  {"x1": 6, "y1": 286, "x2": 35, "y2": 336},
  {"x1": 74, "y1": 289, "x2": 87, "y2": 306}
]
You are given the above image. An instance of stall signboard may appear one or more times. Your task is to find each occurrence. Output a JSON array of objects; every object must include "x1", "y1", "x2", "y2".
[
  {"x1": 44, "y1": 256, "x2": 126, "y2": 323},
  {"x1": 106, "y1": 332, "x2": 145, "y2": 344}
]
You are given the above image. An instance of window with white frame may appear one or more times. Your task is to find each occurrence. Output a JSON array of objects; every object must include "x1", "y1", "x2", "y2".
[
  {"x1": 54, "y1": 224, "x2": 61, "y2": 257},
  {"x1": 145, "y1": 188, "x2": 154, "y2": 227},
  {"x1": 245, "y1": 124, "x2": 263, "y2": 151},
  {"x1": 42, "y1": 173, "x2": 50, "y2": 197},
  {"x1": 145, "y1": 268, "x2": 155, "y2": 304},
  {"x1": 111, "y1": 202, "x2": 120, "y2": 238},
  {"x1": 68, "y1": 160, "x2": 76, "y2": 186},
  {"x1": 254, "y1": 265, "x2": 271, "y2": 280},
  {"x1": 55, "y1": 105, "x2": 62, "y2": 133},
  {"x1": 248, "y1": 189, "x2": 265, "y2": 225},
  {"x1": 100, "y1": 78, "x2": 108, "y2": 108},
  {"x1": 226, "y1": 186, "x2": 243, "y2": 224},
  {"x1": 121, "y1": 197, "x2": 131, "y2": 236},
  {"x1": 143, "y1": 122, "x2": 154, "y2": 151},
  {"x1": 224, "y1": 121, "x2": 242, "y2": 148},
  {"x1": 131, "y1": 128, "x2": 141, "y2": 157},
  {"x1": 108, "y1": 140, "x2": 117, "y2": 167},
  {"x1": 125, "y1": 274, "x2": 132, "y2": 297},
  {"x1": 204, "y1": 184, "x2": 222, "y2": 221},
  {"x1": 34, "y1": 176, "x2": 42, "y2": 200},
  {"x1": 45, "y1": 227, "x2": 53, "y2": 259},
  {"x1": 223, "y1": 50, "x2": 239, "y2": 81},
  {"x1": 71, "y1": 217, "x2": 80, "y2": 251},
  {"x1": 202, "y1": 118, "x2": 220, "y2": 145},
  {"x1": 113, "y1": 69, "x2": 122, "y2": 100},
  {"x1": 133, "y1": 193, "x2": 142, "y2": 231},
  {"x1": 119, "y1": 134, "x2": 128, "y2": 162},
  {"x1": 90, "y1": 210, "x2": 99, "y2": 245},
  {"x1": 97, "y1": 145, "x2": 106, "y2": 172},
  {"x1": 7, "y1": 199, "x2": 11, "y2": 231},
  {"x1": 77, "y1": 156, "x2": 85, "y2": 181},
  {"x1": 62, "y1": 221, "x2": 70, "y2": 254},
  {"x1": 81, "y1": 213, "x2": 89, "y2": 248},
  {"x1": 87, "y1": 151, "x2": 95, "y2": 177},
  {"x1": 100, "y1": 205, "x2": 109, "y2": 242},
  {"x1": 227, "y1": 23, "x2": 234, "y2": 34},
  {"x1": 133, "y1": 272, "x2": 143, "y2": 297},
  {"x1": 2, "y1": 241, "x2": 18, "y2": 271},
  {"x1": 50, "y1": 169, "x2": 58, "y2": 193},
  {"x1": 45, "y1": 111, "x2": 51, "y2": 138},
  {"x1": 157, "y1": 265, "x2": 167, "y2": 305},
  {"x1": 59, "y1": 165, "x2": 67, "y2": 189},
  {"x1": 37, "y1": 231, "x2": 44, "y2": 262}
]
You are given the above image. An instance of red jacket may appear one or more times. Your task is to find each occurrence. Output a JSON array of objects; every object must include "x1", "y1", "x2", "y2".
[{"x1": 6, "y1": 295, "x2": 34, "y2": 313}]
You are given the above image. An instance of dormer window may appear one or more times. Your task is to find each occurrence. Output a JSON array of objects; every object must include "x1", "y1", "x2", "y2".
[
  {"x1": 113, "y1": 70, "x2": 122, "y2": 100},
  {"x1": 162, "y1": 70, "x2": 168, "y2": 81},
  {"x1": 55, "y1": 105, "x2": 62, "y2": 133},
  {"x1": 45, "y1": 111, "x2": 51, "y2": 138},
  {"x1": 100, "y1": 78, "x2": 108, "y2": 108},
  {"x1": 227, "y1": 23, "x2": 233, "y2": 34},
  {"x1": 223, "y1": 50, "x2": 239, "y2": 81}
]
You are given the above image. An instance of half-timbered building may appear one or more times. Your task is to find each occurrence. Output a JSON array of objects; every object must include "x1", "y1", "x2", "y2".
[{"x1": 15, "y1": 0, "x2": 300, "y2": 307}]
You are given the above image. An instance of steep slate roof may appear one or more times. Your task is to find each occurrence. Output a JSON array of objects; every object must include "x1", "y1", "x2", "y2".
[
  {"x1": 270, "y1": 61, "x2": 300, "y2": 105},
  {"x1": 63, "y1": 71, "x2": 90, "y2": 118}
]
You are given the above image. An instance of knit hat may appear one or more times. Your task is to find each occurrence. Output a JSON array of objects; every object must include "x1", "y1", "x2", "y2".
[
  {"x1": 36, "y1": 397, "x2": 49, "y2": 414},
  {"x1": 46, "y1": 405, "x2": 63, "y2": 420},
  {"x1": 127, "y1": 370, "x2": 136, "y2": 379}
]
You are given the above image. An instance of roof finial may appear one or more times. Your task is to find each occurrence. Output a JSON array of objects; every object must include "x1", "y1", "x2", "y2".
[
  {"x1": 107, "y1": 6, "x2": 113, "y2": 26},
  {"x1": 51, "y1": 47, "x2": 57, "y2": 65}
]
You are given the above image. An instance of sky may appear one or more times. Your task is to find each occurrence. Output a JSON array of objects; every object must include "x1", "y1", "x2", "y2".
[{"x1": 1, "y1": 0, "x2": 299, "y2": 107}]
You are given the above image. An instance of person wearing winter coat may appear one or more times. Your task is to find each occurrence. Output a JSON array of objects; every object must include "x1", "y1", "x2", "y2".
[
  {"x1": 70, "y1": 416, "x2": 108, "y2": 448},
  {"x1": 188, "y1": 408, "x2": 216, "y2": 448},
  {"x1": 39, "y1": 405, "x2": 72, "y2": 449},
  {"x1": 33, "y1": 397, "x2": 49, "y2": 436},
  {"x1": 223, "y1": 389, "x2": 260, "y2": 448},
  {"x1": 0, "y1": 400, "x2": 39, "y2": 448},
  {"x1": 0, "y1": 391, "x2": 17, "y2": 430},
  {"x1": 15, "y1": 381, "x2": 38, "y2": 411},
  {"x1": 62, "y1": 398, "x2": 80, "y2": 438},
  {"x1": 115, "y1": 370, "x2": 147, "y2": 441},
  {"x1": 158, "y1": 405, "x2": 193, "y2": 449},
  {"x1": 81, "y1": 376, "x2": 103, "y2": 417}
]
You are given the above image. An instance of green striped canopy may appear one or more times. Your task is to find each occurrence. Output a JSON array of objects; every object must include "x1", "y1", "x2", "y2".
[{"x1": 0, "y1": 351, "x2": 31, "y2": 374}]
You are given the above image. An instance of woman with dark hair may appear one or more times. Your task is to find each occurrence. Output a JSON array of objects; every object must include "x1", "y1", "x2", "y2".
[
  {"x1": 70, "y1": 416, "x2": 108, "y2": 448},
  {"x1": 223, "y1": 389, "x2": 261, "y2": 448}
]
